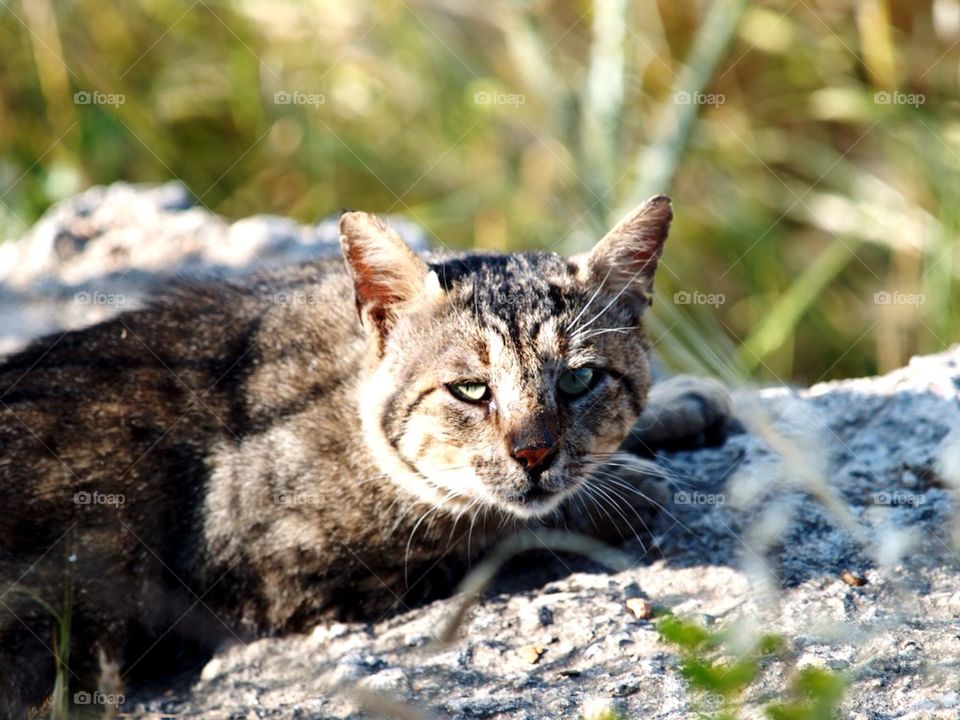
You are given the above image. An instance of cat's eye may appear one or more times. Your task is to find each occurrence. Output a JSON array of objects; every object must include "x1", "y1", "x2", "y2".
[
  {"x1": 557, "y1": 367, "x2": 598, "y2": 398},
  {"x1": 447, "y1": 382, "x2": 490, "y2": 403}
]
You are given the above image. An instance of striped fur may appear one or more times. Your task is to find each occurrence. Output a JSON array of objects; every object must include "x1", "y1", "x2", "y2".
[{"x1": 0, "y1": 196, "x2": 673, "y2": 713}]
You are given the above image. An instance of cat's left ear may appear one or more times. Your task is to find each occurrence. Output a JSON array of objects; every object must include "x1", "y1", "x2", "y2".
[
  {"x1": 576, "y1": 194, "x2": 672, "y2": 311},
  {"x1": 340, "y1": 211, "x2": 439, "y2": 339}
]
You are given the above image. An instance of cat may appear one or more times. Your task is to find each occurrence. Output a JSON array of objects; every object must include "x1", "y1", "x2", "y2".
[{"x1": 0, "y1": 194, "x2": 730, "y2": 715}]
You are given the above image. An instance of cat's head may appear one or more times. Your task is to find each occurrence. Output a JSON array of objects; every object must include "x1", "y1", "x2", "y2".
[{"x1": 340, "y1": 196, "x2": 671, "y2": 519}]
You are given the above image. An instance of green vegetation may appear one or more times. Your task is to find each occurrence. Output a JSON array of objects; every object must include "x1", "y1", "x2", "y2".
[
  {"x1": 655, "y1": 612, "x2": 846, "y2": 719},
  {"x1": 579, "y1": 706, "x2": 627, "y2": 720},
  {"x1": 1, "y1": 0, "x2": 957, "y2": 382},
  {"x1": 12, "y1": 568, "x2": 73, "y2": 720}
]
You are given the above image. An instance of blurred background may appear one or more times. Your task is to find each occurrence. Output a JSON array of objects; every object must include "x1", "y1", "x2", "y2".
[{"x1": 0, "y1": 0, "x2": 957, "y2": 384}]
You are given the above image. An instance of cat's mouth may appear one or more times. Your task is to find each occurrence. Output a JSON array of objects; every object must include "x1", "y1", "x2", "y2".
[
  {"x1": 517, "y1": 486, "x2": 557, "y2": 505},
  {"x1": 503, "y1": 474, "x2": 583, "y2": 517}
]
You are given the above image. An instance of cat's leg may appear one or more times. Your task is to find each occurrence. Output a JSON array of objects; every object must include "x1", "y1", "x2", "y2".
[{"x1": 621, "y1": 375, "x2": 733, "y2": 456}]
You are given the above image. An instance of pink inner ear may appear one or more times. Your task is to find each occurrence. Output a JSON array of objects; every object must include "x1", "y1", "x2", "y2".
[
  {"x1": 344, "y1": 244, "x2": 406, "y2": 311},
  {"x1": 596, "y1": 231, "x2": 666, "y2": 293},
  {"x1": 625, "y1": 244, "x2": 662, "y2": 276},
  {"x1": 619, "y1": 210, "x2": 670, "y2": 274}
]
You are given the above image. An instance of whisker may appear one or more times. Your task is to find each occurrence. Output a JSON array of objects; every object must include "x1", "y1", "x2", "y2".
[
  {"x1": 404, "y1": 487, "x2": 465, "y2": 585},
  {"x1": 576, "y1": 484, "x2": 622, "y2": 541},
  {"x1": 567, "y1": 263, "x2": 615, "y2": 335},
  {"x1": 587, "y1": 458, "x2": 673, "y2": 479},
  {"x1": 590, "y1": 471, "x2": 665, "y2": 509},
  {"x1": 567, "y1": 491, "x2": 595, "y2": 533},
  {"x1": 584, "y1": 454, "x2": 703, "y2": 485},
  {"x1": 596, "y1": 462, "x2": 702, "y2": 489},
  {"x1": 575, "y1": 263, "x2": 654, "y2": 334},
  {"x1": 585, "y1": 481, "x2": 649, "y2": 550},
  {"x1": 575, "y1": 325, "x2": 640, "y2": 341},
  {"x1": 467, "y1": 503, "x2": 484, "y2": 559},
  {"x1": 590, "y1": 472, "x2": 694, "y2": 533}
]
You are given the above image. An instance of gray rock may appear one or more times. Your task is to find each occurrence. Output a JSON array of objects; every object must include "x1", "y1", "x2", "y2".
[
  {"x1": 4, "y1": 183, "x2": 960, "y2": 718},
  {"x1": 0, "y1": 181, "x2": 427, "y2": 355}
]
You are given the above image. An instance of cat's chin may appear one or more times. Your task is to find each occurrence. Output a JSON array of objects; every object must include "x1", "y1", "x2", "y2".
[
  {"x1": 495, "y1": 482, "x2": 579, "y2": 520},
  {"x1": 502, "y1": 500, "x2": 563, "y2": 520}
]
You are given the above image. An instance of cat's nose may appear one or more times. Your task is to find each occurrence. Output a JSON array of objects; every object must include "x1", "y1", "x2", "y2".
[
  {"x1": 507, "y1": 416, "x2": 561, "y2": 474},
  {"x1": 510, "y1": 443, "x2": 557, "y2": 472}
]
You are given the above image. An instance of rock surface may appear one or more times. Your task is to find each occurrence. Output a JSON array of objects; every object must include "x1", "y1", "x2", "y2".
[
  {"x1": 4, "y1": 184, "x2": 960, "y2": 719},
  {"x1": 0, "y1": 181, "x2": 426, "y2": 355},
  {"x1": 126, "y1": 349, "x2": 960, "y2": 720}
]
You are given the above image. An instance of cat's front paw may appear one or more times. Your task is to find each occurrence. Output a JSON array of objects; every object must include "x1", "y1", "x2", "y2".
[
  {"x1": 621, "y1": 375, "x2": 732, "y2": 456},
  {"x1": 559, "y1": 452, "x2": 671, "y2": 545}
]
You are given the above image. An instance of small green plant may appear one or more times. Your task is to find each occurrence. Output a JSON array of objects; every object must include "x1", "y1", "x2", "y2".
[
  {"x1": 14, "y1": 558, "x2": 74, "y2": 720},
  {"x1": 49, "y1": 566, "x2": 73, "y2": 720},
  {"x1": 655, "y1": 613, "x2": 845, "y2": 720},
  {"x1": 765, "y1": 667, "x2": 847, "y2": 720}
]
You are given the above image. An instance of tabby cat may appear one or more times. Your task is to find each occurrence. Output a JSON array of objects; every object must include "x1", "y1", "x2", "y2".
[{"x1": 0, "y1": 195, "x2": 729, "y2": 714}]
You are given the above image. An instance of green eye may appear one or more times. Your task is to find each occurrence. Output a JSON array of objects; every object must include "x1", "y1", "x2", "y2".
[
  {"x1": 448, "y1": 382, "x2": 490, "y2": 403},
  {"x1": 557, "y1": 367, "x2": 596, "y2": 398}
]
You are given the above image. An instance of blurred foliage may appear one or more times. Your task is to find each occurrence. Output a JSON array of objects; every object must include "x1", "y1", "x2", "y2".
[
  {"x1": 655, "y1": 612, "x2": 846, "y2": 719},
  {"x1": 1, "y1": 0, "x2": 958, "y2": 382}
]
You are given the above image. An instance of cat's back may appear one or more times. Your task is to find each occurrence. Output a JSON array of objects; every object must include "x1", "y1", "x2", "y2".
[{"x1": 0, "y1": 255, "x2": 362, "y2": 544}]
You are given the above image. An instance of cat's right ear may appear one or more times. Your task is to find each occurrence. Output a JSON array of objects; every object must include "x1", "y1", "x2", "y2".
[
  {"x1": 576, "y1": 194, "x2": 672, "y2": 312},
  {"x1": 340, "y1": 211, "x2": 438, "y2": 339}
]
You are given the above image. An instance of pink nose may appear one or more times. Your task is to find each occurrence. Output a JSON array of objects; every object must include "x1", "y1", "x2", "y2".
[{"x1": 511, "y1": 445, "x2": 555, "y2": 470}]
